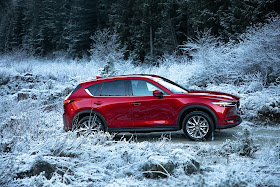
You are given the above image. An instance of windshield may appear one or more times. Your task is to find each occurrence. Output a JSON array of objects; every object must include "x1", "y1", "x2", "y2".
[{"x1": 150, "y1": 77, "x2": 188, "y2": 94}]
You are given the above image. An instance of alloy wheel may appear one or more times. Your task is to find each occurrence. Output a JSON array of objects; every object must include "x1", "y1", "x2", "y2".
[
  {"x1": 73, "y1": 114, "x2": 103, "y2": 136},
  {"x1": 185, "y1": 115, "x2": 209, "y2": 139}
]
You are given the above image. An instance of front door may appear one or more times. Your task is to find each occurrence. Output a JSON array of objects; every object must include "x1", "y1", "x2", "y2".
[{"x1": 129, "y1": 79, "x2": 177, "y2": 127}]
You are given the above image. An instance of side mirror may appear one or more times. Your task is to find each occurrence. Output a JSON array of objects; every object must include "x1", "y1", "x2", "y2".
[{"x1": 153, "y1": 90, "x2": 164, "y2": 99}]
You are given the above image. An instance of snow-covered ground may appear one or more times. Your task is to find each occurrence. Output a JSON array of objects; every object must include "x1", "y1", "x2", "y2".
[
  {"x1": 0, "y1": 57, "x2": 279, "y2": 186},
  {"x1": 1, "y1": 18, "x2": 280, "y2": 186}
]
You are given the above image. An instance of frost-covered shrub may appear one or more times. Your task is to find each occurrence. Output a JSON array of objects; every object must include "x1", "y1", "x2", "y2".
[
  {"x1": 99, "y1": 57, "x2": 119, "y2": 77},
  {"x1": 236, "y1": 17, "x2": 280, "y2": 79},
  {"x1": 180, "y1": 17, "x2": 280, "y2": 87},
  {"x1": 47, "y1": 132, "x2": 116, "y2": 159},
  {"x1": 1, "y1": 49, "x2": 32, "y2": 63},
  {"x1": 226, "y1": 129, "x2": 258, "y2": 157},
  {"x1": 0, "y1": 156, "x2": 15, "y2": 185},
  {"x1": 229, "y1": 17, "x2": 280, "y2": 86},
  {"x1": 141, "y1": 148, "x2": 200, "y2": 179},
  {"x1": 0, "y1": 70, "x2": 10, "y2": 86},
  {"x1": 16, "y1": 160, "x2": 55, "y2": 180},
  {"x1": 89, "y1": 29, "x2": 124, "y2": 63},
  {"x1": 180, "y1": 29, "x2": 229, "y2": 87},
  {"x1": 218, "y1": 170, "x2": 248, "y2": 187},
  {"x1": 204, "y1": 128, "x2": 259, "y2": 158},
  {"x1": 142, "y1": 155, "x2": 175, "y2": 178},
  {"x1": 257, "y1": 100, "x2": 280, "y2": 124},
  {"x1": 273, "y1": 144, "x2": 280, "y2": 160},
  {"x1": 237, "y1": 129, "x2": 259, "y2": 157},
  {"x1": 15, "y1": 64, "x2": 34, "y2": 74}
]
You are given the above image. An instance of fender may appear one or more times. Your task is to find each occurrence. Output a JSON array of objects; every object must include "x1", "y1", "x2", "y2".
[
  {"x1": 177, "y1": 105, "x2": 218, "y2": 128},
  {"x1": 72, "y1": 110, "x2": 108, "y2": 131}
]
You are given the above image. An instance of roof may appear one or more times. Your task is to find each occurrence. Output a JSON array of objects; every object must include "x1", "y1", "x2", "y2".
[{"x1": 79, "y1": 74, "x2": 160, "y2": 86}]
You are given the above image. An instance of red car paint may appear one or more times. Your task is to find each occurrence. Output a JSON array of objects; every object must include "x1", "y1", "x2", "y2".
[{"x1": 63, "y1": 75, "x2": 242, "y2": 136}]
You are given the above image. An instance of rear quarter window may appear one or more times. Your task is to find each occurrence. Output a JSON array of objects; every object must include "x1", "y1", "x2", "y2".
[
  {"x1": 72, "y1": 84, "x2": 82, "y2": 94},
  {"x1": 86, "y1": 83, "x2": 102, "y2": 96}
]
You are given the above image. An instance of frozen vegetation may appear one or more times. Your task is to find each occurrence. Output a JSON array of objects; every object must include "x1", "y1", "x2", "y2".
[{"x1": 0, "y1": 18, "x2": 279, "y2": 186}]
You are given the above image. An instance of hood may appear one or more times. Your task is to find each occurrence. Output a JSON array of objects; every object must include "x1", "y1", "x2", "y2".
[{"x1": 187, "y1": 90, "x2": 240, "y2": 101}]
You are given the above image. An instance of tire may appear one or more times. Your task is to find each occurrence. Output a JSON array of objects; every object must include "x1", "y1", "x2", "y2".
[
  {"x1": 72, "y1": 114, "x2": 105, "y2": 135},
  {"x1": 182, "y1": 111, "x2": 214, "y2": 141}
]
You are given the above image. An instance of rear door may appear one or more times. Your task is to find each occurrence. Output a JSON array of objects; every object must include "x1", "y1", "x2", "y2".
[
  {"x1": 86, "y1": 79, "x2": 132, "y2": 128},
  {"x1": 128, "y1": 79, "x2": 177, "y2": 128}
]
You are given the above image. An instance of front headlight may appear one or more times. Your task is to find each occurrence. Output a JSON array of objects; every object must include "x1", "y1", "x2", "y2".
[{"x1": 211, "y1": 101, "x2": 236, "y2": 107}]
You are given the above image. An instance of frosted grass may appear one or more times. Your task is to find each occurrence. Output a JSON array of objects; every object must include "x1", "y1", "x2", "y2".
[{"x1": 0, "y1": 18, "x2": 279, "y2": 186}]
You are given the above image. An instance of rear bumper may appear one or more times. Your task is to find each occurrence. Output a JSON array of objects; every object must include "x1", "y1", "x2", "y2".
[{"x1": 216, "y1": 117, "x2": 242, "y2": 129}]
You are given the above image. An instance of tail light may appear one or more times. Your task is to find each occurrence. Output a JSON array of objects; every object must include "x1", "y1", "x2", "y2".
[{"x1": 63, "y1": 99, "x2": 75, "y2": 105}]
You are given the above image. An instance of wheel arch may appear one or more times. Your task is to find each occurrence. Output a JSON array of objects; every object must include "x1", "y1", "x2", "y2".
[
  {"x1": 72, "y1": 110, "x2": 108, "y2": 131},
  {"x1": 177, "y1": 105, "x2": 218, "y2": 129}
]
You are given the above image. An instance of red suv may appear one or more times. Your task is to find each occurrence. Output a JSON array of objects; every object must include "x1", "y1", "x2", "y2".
[{"x1": 63, "y1": 75, "x2": 242, "y2": 141}]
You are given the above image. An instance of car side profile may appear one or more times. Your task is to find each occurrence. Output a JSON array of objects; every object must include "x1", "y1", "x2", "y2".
[{"x1": 63, "y1": 75, "x2": 242, "y2": 141}]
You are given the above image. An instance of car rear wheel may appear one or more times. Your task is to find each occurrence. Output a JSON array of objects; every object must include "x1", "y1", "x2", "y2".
[
  {"x1": 182, "y1": 111, "x2": 213, "y2": 141},
  {"x1": 73, "y1": 114, "x2": 104, "y2": 136}
]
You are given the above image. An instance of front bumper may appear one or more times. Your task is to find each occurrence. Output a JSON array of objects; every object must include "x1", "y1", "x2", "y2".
[{"x1": 216, "y1": 117, "x2": 242, "y2": 129}]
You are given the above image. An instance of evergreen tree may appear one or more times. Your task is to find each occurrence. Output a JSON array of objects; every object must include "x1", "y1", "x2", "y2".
[
  {"x1": 67, "y1": 0, "x2": 101, "y2": 57},
  {"x1": 0, "y1": 0, "x2": 279, "y2": 60},
  {"x1": 218, "y1": 0, "x2": 261, "y2": 41},
  {"x1": 154, "y1": 1, "x2": 179, "y2": 55},
  {"x1": 110, "y1": 0, "x2": 135, "y2": 60},
  {"x1": 0, "y1": 0, "x2": 17, "y2": 52}
]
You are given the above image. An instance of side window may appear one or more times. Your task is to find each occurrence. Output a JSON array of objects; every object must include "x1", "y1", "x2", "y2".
[
  {"x1": 131, "y1": 79, "x2": 167, "y2": 96},
  {"x1": 100, "y1": 80, "x2": 127, "y2": 96},
  {"x1": 86, "y1": 83, "x2": 102, "y2": 96}
]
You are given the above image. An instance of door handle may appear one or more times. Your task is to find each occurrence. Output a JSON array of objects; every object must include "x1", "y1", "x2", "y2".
[
  {"x1": 131, "y1": 102, "x2": 141, "y2": 106},
  {"x1": 94, "y1": 101, "x2": 103, "y2": 105}
]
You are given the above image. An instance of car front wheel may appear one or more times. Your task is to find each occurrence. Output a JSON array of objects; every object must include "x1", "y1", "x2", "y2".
[{"x1": 182, "y1": 111, "x2": 214, "y2": 141}]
